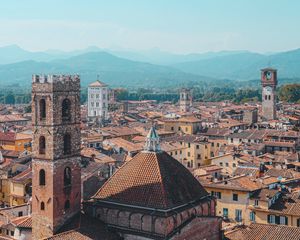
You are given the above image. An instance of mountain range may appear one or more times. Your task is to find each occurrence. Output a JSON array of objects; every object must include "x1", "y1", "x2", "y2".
[{"x1": 0, "y1": 45, "x2": 300, "y2": 88}]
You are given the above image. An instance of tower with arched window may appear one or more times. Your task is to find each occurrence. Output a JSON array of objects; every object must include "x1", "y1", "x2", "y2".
[{"x1": 31, "y1": 75, "x2": 81, "y2": 240}]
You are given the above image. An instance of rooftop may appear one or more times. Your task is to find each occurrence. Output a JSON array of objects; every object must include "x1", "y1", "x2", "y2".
[{"x1": 93, "y1": 151, "x2": 209, "y2": 209}]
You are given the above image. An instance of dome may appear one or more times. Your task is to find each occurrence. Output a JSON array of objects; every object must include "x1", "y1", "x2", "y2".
[{"x1": 92, "y1": 150, "x2": 209, "y2": 209}]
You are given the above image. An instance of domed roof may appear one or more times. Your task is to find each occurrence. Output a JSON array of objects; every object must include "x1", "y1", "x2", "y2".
[{"x1": 92, "y1": 151, "x2": 209, "y2": 209}]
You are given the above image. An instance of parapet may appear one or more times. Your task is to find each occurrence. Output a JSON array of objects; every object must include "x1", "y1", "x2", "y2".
[
  {"x1": 32, "y1": 74, "x2": 80, "y2": 92},
  {"x1": 32, "y1": 74, "x2": 80, "y2": 83}
]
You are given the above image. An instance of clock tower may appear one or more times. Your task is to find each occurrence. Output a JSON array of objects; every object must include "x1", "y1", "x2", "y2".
[{"x1": 261, "y1": 68, "x2": 277, "y2": 120}]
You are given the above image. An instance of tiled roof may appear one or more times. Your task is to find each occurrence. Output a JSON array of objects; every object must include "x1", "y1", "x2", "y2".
[
  {"x1": 203, "y1": 175, "x2": 262, "y2": 192},
  {"x1": 45, "y1": 213, "x2": 119, "y2": 240},
  {"x1": 15, "y1": 216, "x2": 32, "y2": 228},
  {"x1": 269, "y1": 191, "x2": 300, "y2": 216},
  {"x1": 0, "y1": 132, "x2": 16, "y2": 142},
  {"x1": 88, "y1": 80, "x2": 107, "y2": 87},
  {"x1": 93, "y1": 151, "x2": 209, "y2": 209},
  {"x1": 225, "y1": 223, "x2": 300, "y2": 240}
]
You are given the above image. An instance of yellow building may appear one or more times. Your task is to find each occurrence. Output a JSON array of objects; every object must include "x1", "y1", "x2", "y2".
[
  {"x1": 203, "y1": 175, "x2": 262, "y2": 225},
  {"x1": 9, "y1": 168, "x2": 31, "y2": 206},
  {"x1": 162, "y1": 116, "x2": 202, "y2": 135},
  {"x1": 210, "y1": 153, "x2": 248, "y2": 176},
  {"x1": 248, "y1": 189, "x2": 300, "y2": 227},
  {"x1": 0, "y1": 132, "x2": 32, "y2": 152}
]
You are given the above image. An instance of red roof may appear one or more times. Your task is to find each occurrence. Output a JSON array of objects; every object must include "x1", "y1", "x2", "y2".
[
  {"x1": 93, "y1": 151, "x2": 208, "y2": 209},
  {"x1": 0, "y1": 132, "x2": 16, "y2": 142}
]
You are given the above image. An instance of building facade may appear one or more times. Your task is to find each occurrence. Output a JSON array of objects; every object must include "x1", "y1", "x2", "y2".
[
  {"x1": 31, "y1": 74, "x2": 82, "y2": 239},
  {"x1": 88, "y1": 80, "x2": 109, "y2": 121}
]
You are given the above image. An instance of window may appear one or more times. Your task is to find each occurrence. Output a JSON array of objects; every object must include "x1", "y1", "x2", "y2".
[
  {"x1": 268, "y1": 95, "x2": 271, "y2": 100},
  {"x1": 187, "y1": 152, "x2": 191, "y2": 157},
  {"x1": 280, "y1": 216, "x2": 288, "y2": 225},
  {"x1": 96, "y1": 94, "x2": 99, "y2": 98},
  {"x1": 232, "y1": 163, "x2": 236, "y2": 168},
  {"x1": 217, "y1": 143, "x2": 220, "y2": 147},
  {"x1": 18, "y1": 211, "x2": 23, "y2": 217},
  {"x1": 235, "y1": 209, "x2": 242, "y2": 222},
  {"x1": 196, "y1": 145, "x2": 199, "y2": 149},
  {"x1": 62, "y1": 99, "x2": 71, "y2": 121},
  {"x1": 39, "y1": 136, "x2": 46, "y2": 154},
  {"x1": 39, "y1": 169, "x2": 46, "y2": 186},
  {"x1": 223, "y1": 208, "x2": 228, "y2": 218},
  {"x1": 220, "y1": 162, "x2": 223, "y2": 167},
  {"x1": 188, "y1": 143, "x2": 191, "y2": 148},
  {"x1": 225, "y1": 162, "x2": 229, "y2": 167},
  {"x1": 250, "y1": 211, "x2": 256, "y2": 222},
  {"x1": 96, "y1": 102, "x2": 99, "y2": 107},
  {"x1": 91, "y1": 102, "x2": 94, "y2": 107},
  {"x1": 212, "y1": 142, "x2": 214, "y2": 147},
  {"x1": 265, "y1": 95, "x2": 268, "y2": 100},
  {"x1": 171, "y1": 127, "x2": 174, "y2": 131},
  {"x1": 63, "y1": 134, "x2": 71, "y2": 155},
  {"x1": 175, "y1": 151, "x2": 178, "y2": 155},
  {"x1": 197, "y1": 154, "x2": 201, "y2": 159},
  {"x1": 297, "y1": 218, "x2": 300, "y2": 227},
  {"x1": 39, "y1": 99, "x2": 46, "y2": 120},
  {"x1": 64, "y1": 167, "x2": 72, "y2": 186},
  {"x1": 211, "y1": 191, "x2": 222, "y2": 199},
  {"x1": 41, "y1": 202, "x2": 45, "y2": 210},
  {"x1": 233, "y1": 193, "x2": 238, "y2": 201},
  {"x1": 254, "y1": 200, "x2": 259, "y2": 206},
  {"x1": 268, "y1": 214, "x2": 275, "y2": 224}
]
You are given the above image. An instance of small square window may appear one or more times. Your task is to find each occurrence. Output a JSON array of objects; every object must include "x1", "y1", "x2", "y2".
[{"x1": 233, "y1": 193, "x2": 238, "y2": 201}]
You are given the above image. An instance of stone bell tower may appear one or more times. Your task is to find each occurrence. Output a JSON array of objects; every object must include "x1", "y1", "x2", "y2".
[
  {"x1": 179, "y1": 88, "x2": 191, "y2": 113},
  {"x1": 31, "y1": 75, "x2": 81, "y2": 239},
  {"x1": 261, "y1": 68, "x2": 277, "y2": 121}
]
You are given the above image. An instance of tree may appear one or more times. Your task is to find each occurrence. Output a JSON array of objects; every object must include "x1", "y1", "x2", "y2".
[
  {"x1": 5, "y1": 92, "x2": 15, "y2": 104},
  {"x1": 278, "y1": 84, "x2": 300, "y2": 103}
]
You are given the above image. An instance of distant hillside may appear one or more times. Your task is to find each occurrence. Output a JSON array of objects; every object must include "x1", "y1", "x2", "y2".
[
  {"x1": 172, "y1": 49, "x2": 300, "y2": 80},
  {"x1": 0, "y1": 52, "x2": 216, "y2": 88}
]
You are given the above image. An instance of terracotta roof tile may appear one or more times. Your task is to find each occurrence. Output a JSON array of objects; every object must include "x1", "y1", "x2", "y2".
[{"x1": 93, "y1": 151, "x2": 208, "y2": 209}]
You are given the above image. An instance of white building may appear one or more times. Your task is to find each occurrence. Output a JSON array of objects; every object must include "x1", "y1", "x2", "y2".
[{"x1": 88, "y1": 80, "x2": 109, "y2": 120}]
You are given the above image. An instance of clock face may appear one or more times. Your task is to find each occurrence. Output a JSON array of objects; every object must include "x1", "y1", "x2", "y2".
[
  {"x1": 265, "y1": 71, "x2": 272, "y2": 80},
  {"x1": 263, "y1": 86, "x2": 272, "y2": 94}
]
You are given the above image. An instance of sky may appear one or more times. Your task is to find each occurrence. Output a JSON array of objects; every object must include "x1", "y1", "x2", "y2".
[{"x1": 0, "y1": 0, "x2": 300, "y2": 54}]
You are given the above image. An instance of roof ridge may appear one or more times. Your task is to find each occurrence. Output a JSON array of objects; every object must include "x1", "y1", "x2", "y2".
[{"x1": 154, "y1": 152, "x2": 168, "y2": 209}]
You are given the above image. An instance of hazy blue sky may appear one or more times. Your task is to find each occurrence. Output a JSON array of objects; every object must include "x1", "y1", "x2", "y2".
[{"x1": 1, "y1": 0, "x2": 299, "y2": 53}]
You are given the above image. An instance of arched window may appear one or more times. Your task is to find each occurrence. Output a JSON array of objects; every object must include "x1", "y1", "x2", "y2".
[
  {"x1": 41, "y1": 202, "x2": 45, "y2": 210},
  {"x1": 39, "y1": 169, "x2": 46, "y2": 186},
  {"x1": 64, "y1": 167, "x2": 71, "y2": 186},
  {"x1": 62, "y1": 99, "x2": 71, "y2": 121},
  {"x1": 64, "y1": 200, "x2": 70, "y2": 211},
  {"x1": 265, "y1": 95, "x2": 268, "y2": 100},
  {"x1": 39, "y1": 99, "x2": 46, "y2": 120},
  {"x1": 268, "y1": 95, "x2": 271, "y2": 100},
  {"x1": 39, "y1": 136, "x2": 46, "y2": 154},
  {"x1": 63, "y1": 134, "x2": 71, "y2": 155}
]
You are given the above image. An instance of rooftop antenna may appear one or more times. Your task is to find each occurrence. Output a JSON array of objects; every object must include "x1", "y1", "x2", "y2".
[{"x1": 97, "y1": 74, "x2": 100, "y2": 81}]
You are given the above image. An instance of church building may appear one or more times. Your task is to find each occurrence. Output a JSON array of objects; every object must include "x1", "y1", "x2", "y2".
[{"x1": 31, "y1": 74, "x2": 222, "y2": 240}]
